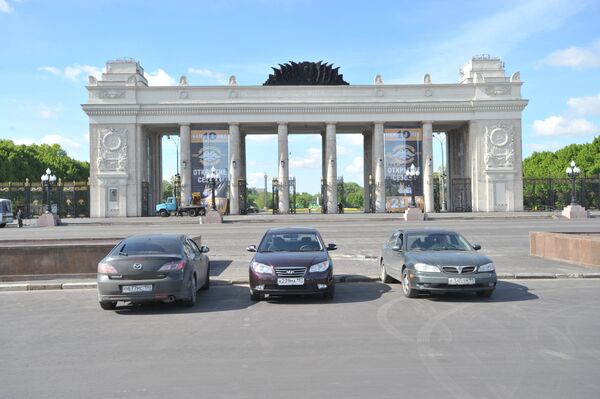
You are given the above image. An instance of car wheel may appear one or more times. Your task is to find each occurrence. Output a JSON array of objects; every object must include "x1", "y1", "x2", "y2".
[
  {"x1": 0, "y1": 223, "x2": 6, "y2": 228},
  {"x1": 189, "y1": 209, "x2": 197, "y2": 217},
  {"x1": 322, "y1": 284, "x2": 335, "y2": 300},
  {"x1": 476, "y1": 289, "x2": 494, "y2": 298},
  {"x1": 159, "y1": 209, "x2": 169, "y2": 217},
  {"x1": 380, "y1": 260, "x2": 393, "y2": 283},
  {"x1": 181, "y1": 276, "x2": 197, "y2": 307},
  {"x1": 99, "y1": 301, "x2": 117, "y2": 310},
  {"x1": 250, "y1": 290, "x2": 263, "y2": 301},
  {"x1": 402, "y1": 267, "x2": 419, "y2": 298},
  {"x1": 200, "y1": 263, "x2": 210, "y2": 290}
]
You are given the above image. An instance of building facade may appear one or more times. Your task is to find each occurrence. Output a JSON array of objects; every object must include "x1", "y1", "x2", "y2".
[{"x1": 82, "y1": 56, "x2": 528, "y2": 217}]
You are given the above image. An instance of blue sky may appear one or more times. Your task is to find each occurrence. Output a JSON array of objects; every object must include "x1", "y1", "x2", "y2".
[{"x1": 1, "y1": 0, "x2": 599, "y2": 194}]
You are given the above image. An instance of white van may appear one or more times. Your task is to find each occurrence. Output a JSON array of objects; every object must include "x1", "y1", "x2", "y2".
[{"x1": 0, "y1": 199, "x2": 13, "y2": 228}]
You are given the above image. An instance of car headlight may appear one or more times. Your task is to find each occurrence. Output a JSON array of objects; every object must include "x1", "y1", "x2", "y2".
[
  {"x1": 309, "y1": 261, "x2": 330, "y2": 273},
  {"x1": 251, "y1": 261, "x2": 273, "y2": 274},
  {"x1": 414, "y1": 263, "x2": 440, "y2": 273},
  {"x1": 478, "y1": 262, "x2": 495, "y2": 272}
]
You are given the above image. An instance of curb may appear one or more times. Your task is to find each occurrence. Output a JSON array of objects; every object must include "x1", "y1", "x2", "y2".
[{"x1": 1, "y1": 273, "x2": 599, "y2": 293}]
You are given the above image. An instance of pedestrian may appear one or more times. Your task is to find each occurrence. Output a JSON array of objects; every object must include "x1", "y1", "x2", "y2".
[{"x1": 16, "y1": 208, "x2": 23, "y2": 228}]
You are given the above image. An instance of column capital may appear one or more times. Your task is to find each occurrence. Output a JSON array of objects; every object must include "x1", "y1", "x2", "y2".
[
  {"x1": 228, "y1": 122, "x2": 240, "y2": 127},
  {"x1": 277, "y1": 122, "x2": 288, "y2": 126},
  {"x1": 326, "y1": 122, "x2": 337, "y2": 126},
  {"x1": 422, "y1": 120, "x2": 434, "y2": 125},
  {"x1": 178, "y1": 123, "x2": 191, "y2": 127}
]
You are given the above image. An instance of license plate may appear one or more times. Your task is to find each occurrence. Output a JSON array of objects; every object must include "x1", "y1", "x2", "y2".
[
  {"x1": 277, "y1": 277, "x2": 305, "y2": 286},
  {"x1": 448, "y1": 277, "x2": 476, "y2": 285},
  {"x1": 122, "y1": 284, "x2": 153, "y2": 293}
]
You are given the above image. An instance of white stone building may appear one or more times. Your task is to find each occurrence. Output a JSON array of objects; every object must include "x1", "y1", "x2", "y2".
[{"x1": 82, "y1": 56, "x2": 527, "y2": 217}]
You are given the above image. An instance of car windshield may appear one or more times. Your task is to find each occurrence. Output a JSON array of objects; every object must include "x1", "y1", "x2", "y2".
[
  {"x1": 258, "y1": 232, "x2": 323, "y2": 252},
  {"x1": 405, "y1": 232, "x2": 473, "y2": 251},
  {"x1": 110, "y1": 237, "x2": 182, "y2": 256}
]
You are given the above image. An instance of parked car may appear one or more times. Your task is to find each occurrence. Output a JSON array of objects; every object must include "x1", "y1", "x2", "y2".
[
  {"x1": 247, "y1": 227, "x2": 336, "y2": 300},
  {"x1": 380, "y1": 228, "x2": 497, "y2": 298},
  {"x1": 246, "y1": 205, "x2": 259, "y2": 214},
  {"x1": 97, "y1": 234, "x2": 210, "y2": 310},
  {"x1": 0, "y1": 198, "x2": 13, "y2": 228}
]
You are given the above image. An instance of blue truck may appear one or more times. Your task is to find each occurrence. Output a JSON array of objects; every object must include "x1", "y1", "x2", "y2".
[{"x1": 155, "y1": 197, "x2": 207, "y2": 217}]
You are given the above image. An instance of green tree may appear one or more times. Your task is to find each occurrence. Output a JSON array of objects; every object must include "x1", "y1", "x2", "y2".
[
  {"x1": 523, "y1": 136, "x2": 600, "y2": 177},
  {"x1": 343, "y1": 182, "x2": 364, "y2": 208},
  {"x1": 162, "y1": 179, "x2": 174, "y2": 201},
  {"x1": 296, "y1": 192, "x2": 316, "y2": 208},
  {"x1": 0, "y1": 140, "x2": 89, "y2": 182}
]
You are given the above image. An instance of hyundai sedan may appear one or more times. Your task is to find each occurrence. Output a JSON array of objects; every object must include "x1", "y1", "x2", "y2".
[
  {"x1": 97, "y1": 234, "x2": 210, "y2": 309},
  {"x1": 247, "y1": 227, "x2": 336, "y2": 300},
  {"x1": 380, "y1": 229, "x2": 497, "y2": 298}
]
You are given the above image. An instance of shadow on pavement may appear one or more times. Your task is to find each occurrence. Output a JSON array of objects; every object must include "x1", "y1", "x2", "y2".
[
  {"x1": 209, "y1": 259, "x2": 233, "y2": 277},
  {"x1": 113, "y1": 284, "x2": 255, "y2": 315},
  {"x1": 259, "y1": 282, "x2": 391, "y2": 305},
  {"x1": 424, "y1": 280, "x2": 538, "y2": 303}
]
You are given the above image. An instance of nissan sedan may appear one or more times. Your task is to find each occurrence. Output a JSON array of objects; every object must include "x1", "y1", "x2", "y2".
[
  {"x1": 97, "y1": 234, "x2": 210, "y2": 309},
  {"x1": 380, "y1": 229, "x2": 497, "y2": 298},
  {"x1": 247, "y1": 227, "x2": 336, "y2": 300}
]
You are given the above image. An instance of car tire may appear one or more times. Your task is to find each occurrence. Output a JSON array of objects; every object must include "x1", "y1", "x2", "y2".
[
  {"x1": 402, "y1": 267, "x2": 419, "y2": 298},
  {"x1": 180, "y1": 276, "x2": 197, "y2": 307},
  {"x1": 250, "y1": 290, "x2": 263, "y2": 301},
  {"x1": 200, "y1": 263, "x2": 210, "y2": 290},
  {"x1": 322, "y1": 284, "x2": 335, "y2": 300},
  {"x1": 476, "y1": 289, "x2": 494, "y2": 298},
  {"x1": 380, "y1": 260, "x2": 393, "y2": 283},
  {"x1": 159, "y1": 209, "x2": 169, "y2": 217},
  {"x1": 189, "y1": 209, "x2": 197, "y2": 217},
  {"x1": 0, "y1": 223, "x2": 6, "y2": 228},
  {"x1": 99, "y1": 301, "x2": 117, "y2": 310}
]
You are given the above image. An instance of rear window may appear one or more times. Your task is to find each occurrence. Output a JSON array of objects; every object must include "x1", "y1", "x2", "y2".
[
  {"x1": 111, "y1": 236, "x2": 182, "y2": 256},
  {"x1": 0, "y1": 201, "x2": 10, "y2": 214}
]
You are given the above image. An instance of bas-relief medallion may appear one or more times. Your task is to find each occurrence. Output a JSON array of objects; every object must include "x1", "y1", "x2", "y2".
[
  {"x1": 484, "y1": 122, "x2": 515, "y2": 169},
  {"x1": 96, "y1": 127, "x2": 128, "y2": 172}
]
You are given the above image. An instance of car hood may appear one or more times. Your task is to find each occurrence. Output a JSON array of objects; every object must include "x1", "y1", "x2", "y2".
[
  {"x1": 407, "y1": 250, "x2": 492, "y2": 266},
  {"x1": 254, "y1": 251, "x2": 329, "y2": 267}
]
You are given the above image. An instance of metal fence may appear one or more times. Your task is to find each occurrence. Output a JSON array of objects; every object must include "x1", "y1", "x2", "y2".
[
  {"x1": 0, "y1": 180, "x2": 90, "y2": 218},
  {"x1": 523, "y1": 176, "x2": 600, "y2": 211}
]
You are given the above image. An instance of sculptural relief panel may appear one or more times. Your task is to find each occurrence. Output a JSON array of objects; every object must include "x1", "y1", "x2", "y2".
[
  {"x1": 484, "y1": 121, "x2": 515, "y2": 169},
  {"x1": 96, "y1": 127, "x2": 128, "y2": 172}
]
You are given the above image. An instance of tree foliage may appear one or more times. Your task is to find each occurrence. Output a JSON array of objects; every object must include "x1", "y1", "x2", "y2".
[
  {"x1": 343, "y1": 182, "x2": 364, "y2": 208},
  {"x1": 523, "y1": 136, "x2": 600, "y2": 178},
  {"x1": 0, "y1": 140, "x2": 90, "y2": 182}
]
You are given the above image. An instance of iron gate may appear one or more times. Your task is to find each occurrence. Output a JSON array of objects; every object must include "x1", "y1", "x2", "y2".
[
  {"x1": 450, "y1": 178, "x2": 472, "y2": 212},
  {"x1": 238, "y1": 179, "x2": 248, "y2": 214}
]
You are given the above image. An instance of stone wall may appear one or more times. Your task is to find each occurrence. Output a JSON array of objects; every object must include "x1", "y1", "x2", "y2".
[{"x1": 530, "y1": 232, "x2": 600, "y2": 267}]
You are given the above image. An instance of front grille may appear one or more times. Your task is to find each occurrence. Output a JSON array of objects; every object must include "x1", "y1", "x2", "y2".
[
  {"x1": 274, "y1": 267, "x2": 306, "y2": 277},
  {"x1": 442, "y1": 266, "x2": 476, "y2": 274}
]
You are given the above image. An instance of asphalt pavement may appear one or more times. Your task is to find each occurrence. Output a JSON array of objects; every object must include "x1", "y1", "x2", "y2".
[{"x1": 1, "y1": 280, "x2": 599, "y2": 398}]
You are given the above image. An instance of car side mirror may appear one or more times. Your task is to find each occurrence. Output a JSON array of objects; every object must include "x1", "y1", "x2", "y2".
[
  {"x1": 246, "y1": 245, "x2": 257, "y2": 252},
  {"x1": 326, "y1": 243, "x2": 337, "y2": 251},
  {"x1": 473, "y1": 244, "x2": 481, "y2": 251},
  {"x1": 392, "y1": 244, "x2": 402, "y2": 251},
  {"x1": 200, "y1": 246, "x2": 210, "y2": 253}
]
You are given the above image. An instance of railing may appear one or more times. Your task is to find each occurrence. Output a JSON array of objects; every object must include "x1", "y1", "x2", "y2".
[{"x1": 523, "y1": 176, "x2": 600, "y2": 211}]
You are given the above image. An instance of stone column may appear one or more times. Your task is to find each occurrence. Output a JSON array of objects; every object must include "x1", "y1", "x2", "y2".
[
  {"x1": 422, "y1": 121, "x2": 434, "y2": 213},
  {"x1": 179, "y1": 123, "x2": 191, "y2": 206},
  {"x1": 373, "y1": 122, "x2": 385, "y2": 213},
  {"x1": 229, "y1": 123, "x2": 241, "y2": 215},
  {"x1": 363, "y1": 130, "x2": 372, "y2": 212},
  {"x1": 240, "y1": 132, "x2": 247, "y2": 182},
  {"x1": 326, "y1": 123, "x2": 338, "y2": 213},
  {"x1": 135, "y1": 124, "x2": 146, "y2": 215},
  {"x1": 277, "y1": 123, "x2": 289, "y2": 214}
]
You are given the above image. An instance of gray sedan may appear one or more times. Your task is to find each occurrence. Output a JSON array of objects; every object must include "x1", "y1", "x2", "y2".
[
  {"x1": 380, "y1": 229, "x2": 497, "y2": 298},
  {"x1": 97, "y1": 234, "x2": 210, "y2": 310}
]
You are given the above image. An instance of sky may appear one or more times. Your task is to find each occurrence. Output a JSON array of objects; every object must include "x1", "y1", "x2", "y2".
[{"x1": 1, "y1": 0, "x2": 599, "y2": 194}]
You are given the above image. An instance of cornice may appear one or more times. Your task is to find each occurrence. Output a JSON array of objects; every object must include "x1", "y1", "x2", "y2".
[{"x1": 82, "y1": 101, "x2": 528, "y2": 117}]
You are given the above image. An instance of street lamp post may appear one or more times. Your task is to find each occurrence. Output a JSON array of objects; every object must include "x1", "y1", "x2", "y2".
[
  {"x1": 566, "y1": 160, "x2": 581, "y2": 205},
  {"x1": 405, "y1": 163, "x2": 421, "y2": 208},
  {"x1": 434, "y1": 132, "x2": 447, "y2": 211},
  {"x1": 40, "y1": 168, "x2": 57, "y2": 213},
  {"x1": 207, "y1": 166, "x2": 220, "y2": 211}
]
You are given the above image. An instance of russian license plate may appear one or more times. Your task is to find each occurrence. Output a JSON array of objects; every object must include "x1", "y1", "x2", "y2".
[
  {"x1": 448, "y1": 277, "x2": 476, "y2": 285},
  {"x1": 277, "y1": 277, "x2": 305, "y2": 286},
  {"x1": 122, "y1": 284, "x2": 152, "y2": 293}
]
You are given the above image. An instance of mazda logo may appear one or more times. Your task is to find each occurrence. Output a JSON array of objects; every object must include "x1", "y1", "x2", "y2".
[
  {"x1": 133, "y1": 263, "x2": 143, "y2": 270},
  {"x1": 286, "y1": 270, "x2": 294, "y2": 274}
]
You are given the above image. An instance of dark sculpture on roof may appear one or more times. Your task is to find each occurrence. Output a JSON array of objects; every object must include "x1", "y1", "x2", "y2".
[{"x1": 264, "y1": 61, "x2": 349, "y2": 86}]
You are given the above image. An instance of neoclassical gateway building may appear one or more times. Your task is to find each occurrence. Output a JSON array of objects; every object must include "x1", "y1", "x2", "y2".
[{"x1": 82, "y1": 56, "x2": 527, "y2": 217}]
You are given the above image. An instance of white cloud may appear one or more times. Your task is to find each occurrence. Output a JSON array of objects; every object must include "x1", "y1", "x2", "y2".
[
  {"x1": 11, "y1": 138, "x2": 34, "y2": 145},
  {"x1": 145, "y1": 69, "x2": 177, "y2": 86},
  {"x1": 38, "y1": 104, "x2": 63, "y2": 119},
  {"x1": 83, "y1": 133, "x2": 90, "y2": 143},
  {"x1": 246, "y1": 134, "x2": 276, "y2": 143},
  {"x1": 0, "y1": 0, "x2": 13, "y2": 13},
  {"x1": 247, "y1": 172, "x2": 268, "y2": 188},
  {"x1": 290, "y1": 147, "x2": 321, "y2": 169},
  {"x1": 187, "y1": 68, "x2": 228, "y2": 84},
  {"x1": 527, "y1": 142, "x2": 563, "y2": 152},
  {"x1": 532, "y1": 116, "x2": 597, "y2": 136},
  {"x1": 340, "y1": 135, "x2": 363, "y2": 146},
  {"x1": 344, "y1": 156, "x2": 364, "y2": 175},
  {"x1": 336, "y1": 145, "x2": 353, "y2": 157},
  {"x1": 567, "y1": 93, "x2": 600, "y2": 116},
  {"x1": 541, "y1": 39, "x2": 600, "y2": 69},
  {"x1": 42, "y1": 134, "x2": 81, "y2": 149},
  {"x1": 39, "y1": 64, "x2": 103, "y2": 82}
]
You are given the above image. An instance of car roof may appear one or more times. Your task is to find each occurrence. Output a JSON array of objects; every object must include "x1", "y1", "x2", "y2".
[
  {"x1": 121, "y1": 233, "x2": 187, "y2": 243},
  {"x1": 396, "y1": 228, "x2": 461, "y2": 235},
  {"x1": 265, "y1": 227, "x2": 319, "y2": 234}
]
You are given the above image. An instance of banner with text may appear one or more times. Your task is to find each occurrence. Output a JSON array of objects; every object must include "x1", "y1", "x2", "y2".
[
  {"x1": 190, "y1": 127, "x2": 229, "y2": 212},
  {"x1": 384, "y1": 127, "x2": 423, "y2": 212}
]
